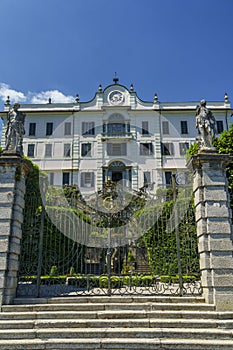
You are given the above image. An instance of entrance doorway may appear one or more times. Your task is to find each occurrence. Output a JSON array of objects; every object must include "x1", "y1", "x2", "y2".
[{"x1": 112, "y1": 171, "x2": 123, "y2": 183}]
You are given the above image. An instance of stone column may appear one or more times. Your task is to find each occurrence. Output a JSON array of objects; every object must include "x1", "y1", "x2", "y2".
[
  {"x1": 189, "y1": 151, "x2": 233, "y2": 311},
  {"x1": 0, "y1": 155, "x2": 32, "y2": 306}
]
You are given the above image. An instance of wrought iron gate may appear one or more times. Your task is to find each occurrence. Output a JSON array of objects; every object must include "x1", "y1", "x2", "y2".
[{"x1": 17, "y1": 178, "x2": 202, "y2": 298}]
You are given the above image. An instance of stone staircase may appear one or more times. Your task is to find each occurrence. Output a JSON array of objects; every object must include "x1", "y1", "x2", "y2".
[{"x1": 1, "y1": 296, "x2": 233, "y2": 349}]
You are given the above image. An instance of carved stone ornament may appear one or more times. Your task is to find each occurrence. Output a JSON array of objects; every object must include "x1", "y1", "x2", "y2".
[
  {"x1": 195, "y1": 99, "x2": 217, "y2": 150},
  {"x1": 175, "y1": 172, "x2": 186, "y2": 185},
  {"x1": 2, "y1": 103, "x2": 26, "y2": 156},
  {"x1": 109, "y1": 161, "x2": 125, "y2": 169},
  {"x1": 108, "y1": 91, "x2": 125, "y2": 105}
]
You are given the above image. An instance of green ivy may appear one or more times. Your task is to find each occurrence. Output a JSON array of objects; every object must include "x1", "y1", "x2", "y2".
[
  {"x1": 140, "y1": 190, "x2": 198, "y2": 276},
  {"x1": 185, "y1": 142, "x2": 199, "y2": 161}
]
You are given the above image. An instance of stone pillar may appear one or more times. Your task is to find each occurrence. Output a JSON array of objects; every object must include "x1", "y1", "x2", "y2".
[
  {"x1": 0, "y1": 155, "x2": 32, "y2": 306},
  {"x1": 189, "y1": 151, "x2": 233, "y2": 311}
]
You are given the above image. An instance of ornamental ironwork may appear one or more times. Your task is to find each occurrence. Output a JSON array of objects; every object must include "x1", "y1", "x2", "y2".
[{"x1": 17, "y1": 178, "x2": 202, "y2": 298}]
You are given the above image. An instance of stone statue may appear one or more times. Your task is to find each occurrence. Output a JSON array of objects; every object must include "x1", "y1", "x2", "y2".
[
  {"x1": 196, "y1": 99, "x2": 216, "y2": 149},
  {"x1": 3, "y1": 103, "x2": 26, "y2": 155}
]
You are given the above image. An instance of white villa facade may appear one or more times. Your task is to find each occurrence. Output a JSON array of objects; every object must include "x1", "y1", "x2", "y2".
[{"x1": 1, "y1": 80, "x2": 232, "y2": 193}]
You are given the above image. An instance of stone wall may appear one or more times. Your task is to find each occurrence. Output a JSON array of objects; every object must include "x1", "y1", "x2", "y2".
[
  {"x1": 1, "y1": 151, "x2": 233, "y2": 310},
  {"x1": 190, "y1": 152, "x2": 233, "y2": 311},
  {"x1": 0, "y1": 155, "x2": 32, "y2": 306}
]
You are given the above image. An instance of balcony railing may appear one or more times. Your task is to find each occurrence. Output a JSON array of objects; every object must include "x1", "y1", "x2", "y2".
[{"x1": 101, "y1": 132, "x2": 133, "y2": 140}]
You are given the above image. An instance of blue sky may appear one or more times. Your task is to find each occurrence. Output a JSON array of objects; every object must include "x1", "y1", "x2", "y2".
[{"x1": 0, "y1": 0, "x2": 233, "y2": 110}]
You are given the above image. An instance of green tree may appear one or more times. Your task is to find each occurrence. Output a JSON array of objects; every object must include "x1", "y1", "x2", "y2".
[
  {"x1": 213, "y1": 124, "x2": 233, "y2": 193},
  {"x1": 186, "y1": 124, "x2": 233, "y2": 190},
  {"x1": 186, "y1": 125, "x2": 233, "y2": 207},
  {"x1": 185, "y1": 142, "x2": 199, "y2": 162},
  {"x1": 136, "y1": 188, "x2": 199, "y2": 277},
  {"x1": 20, "y1": 161, "x2": 86, "y2": 277}
]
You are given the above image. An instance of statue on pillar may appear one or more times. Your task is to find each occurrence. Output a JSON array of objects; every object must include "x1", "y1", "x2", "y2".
[
  {"x1": 3, "y1": 103, "x2": 26, "y2": 156},
  {"x1": 196, "y1": 99, "x2": 216, "y2": 149}
]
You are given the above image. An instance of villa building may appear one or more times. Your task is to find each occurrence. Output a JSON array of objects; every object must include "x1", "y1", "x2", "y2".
[{"x1": 1, "y1": 79, "x2": 232, "y2": 193}]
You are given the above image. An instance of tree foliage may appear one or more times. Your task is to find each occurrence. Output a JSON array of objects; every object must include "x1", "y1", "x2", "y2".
[
  {"x1": 213, "y1": 123, "x2": 233, "y2": 193},
  {"x1": 186, "y1": 125, "x2": 233, "y2": 196},
  {"x1": 138, "y1": 189, "x2": 199, "y2": 276},
  {"x1": 186, "y1": 142, "x2": 199, "y2": 161},
  {"x1": 20, "y1": 158, "x2": 199, "y2": 280},
  {"x1": 20, "y1": 160, "x2": 86, "y2": 277}
]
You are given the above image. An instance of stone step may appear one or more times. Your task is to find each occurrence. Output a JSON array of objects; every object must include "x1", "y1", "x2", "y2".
[
  {"x1": 0, "y1": 317, "x2": 230, "y2": 329},
  {"x1": 13, "y1": 295, "x2": 206, "y2": 305},
  {"x1": 0, "y1": 338, "x2": 233, "y2": 350},
  {"x1": 1, "y1": 296, "x2": 233, "y2": 349},
  {"x1": 0, "y1": 309, "x2": 227, "y2": 320},
  {"x1": 37, "y1": 318, "x2": 233, "y2": 329},
  {"x1": 1, "y1": 302, "x2": 215, "y2": 314},
  {"x1": 0, "y1": 320, "x2": 34, "y2": 329},
  {"x1": 0, "y1": 327, "x2": 232, "y2": 340}
]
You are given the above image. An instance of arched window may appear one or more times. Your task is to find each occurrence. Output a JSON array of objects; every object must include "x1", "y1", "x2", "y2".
[{"x1": 103, "y1": 114, "x2": 130, "y2": 135}]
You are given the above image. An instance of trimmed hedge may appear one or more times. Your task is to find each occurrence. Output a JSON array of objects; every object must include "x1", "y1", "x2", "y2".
[{"x1": 19, "y1": 274, "x2": 199, "y2": 288}]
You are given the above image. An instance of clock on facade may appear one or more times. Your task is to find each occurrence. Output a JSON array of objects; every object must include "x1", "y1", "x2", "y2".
[{"x1": 108, "y1": 91, "x2": 125, "y2": 105}]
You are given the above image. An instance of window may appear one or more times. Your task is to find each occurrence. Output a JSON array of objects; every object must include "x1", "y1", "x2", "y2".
[
  {"x1": 142, "y1": 121, "x2": 149, "y2": 135},
  {"x1": 64, "y1": 122, "x2": 71, "y2": 135},
  {"x1": 216, "y1": 120, "x2": 224, "y2": 134},
  {"x1": 140, "y1": 143, "x2": 153, "y2": 155},
  {"x1": 82, "y1": 122, "x2": 95, "y2": 135},
  {"x1": 45, "y1": 144, "x2": 52, "y2": 157},
  {"x1": 27, "y1": 144, "x2": 35, "y2": 157},
  {"x1": 49, "y1": 173, "x2": 54, "y2": 186},
  {"x1": 81, "y1": 143, "x2": 91, "y2": 157},
  {"x1": 63, "y1": 172, "x2": 70, "y2": 186},
  {"x1": 179, "y1": 142, "x2": 189, "y2": 156},
  {"x1": 143, "y1": 171, "x2": 151, "y2": 185},
  {"x1": 103, "y1": 122, "x2": 130, "y2": 134},
  {"x1": 162, "y1": 121, "x2": 169, "y2": 134},
  {"x1": 81, "y1": 172, "x2": 94, "y2": 187},
  {"x1": 165, "y1": 171, "x2": 172, "y2": 185},
  {"x1": 46, "y1": 122, "x2": 53, "y2": 136},
  {"x1": 107, "y1": 143, "x2": 127, "y2": 156},
  {"x1": 64, "y1": 143, "x2": 71, "y2": 157},
  {"x1": 161, "y1": 142, "x2": 174, "y2": 156},
  {"x1": 29, "y1": 123, "x2": 36, "y2": 136},
  {"x1": 181, "y1": 121, "x2": 188, "y2": 134},
  {"x1": 107, "y1": 123, "x2": 126, "y2": 134}
]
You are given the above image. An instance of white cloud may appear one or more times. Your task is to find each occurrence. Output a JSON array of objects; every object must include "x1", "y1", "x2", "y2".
[
  {"x1": 0, "y1": 83, "x2": 75, "y2": 106},
  {"x1": 0, "y1": 83, "x2": 26, "y2": 103},
  {"x1": 29, "y1": 90, "x2": 75, "y2": 104}
]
